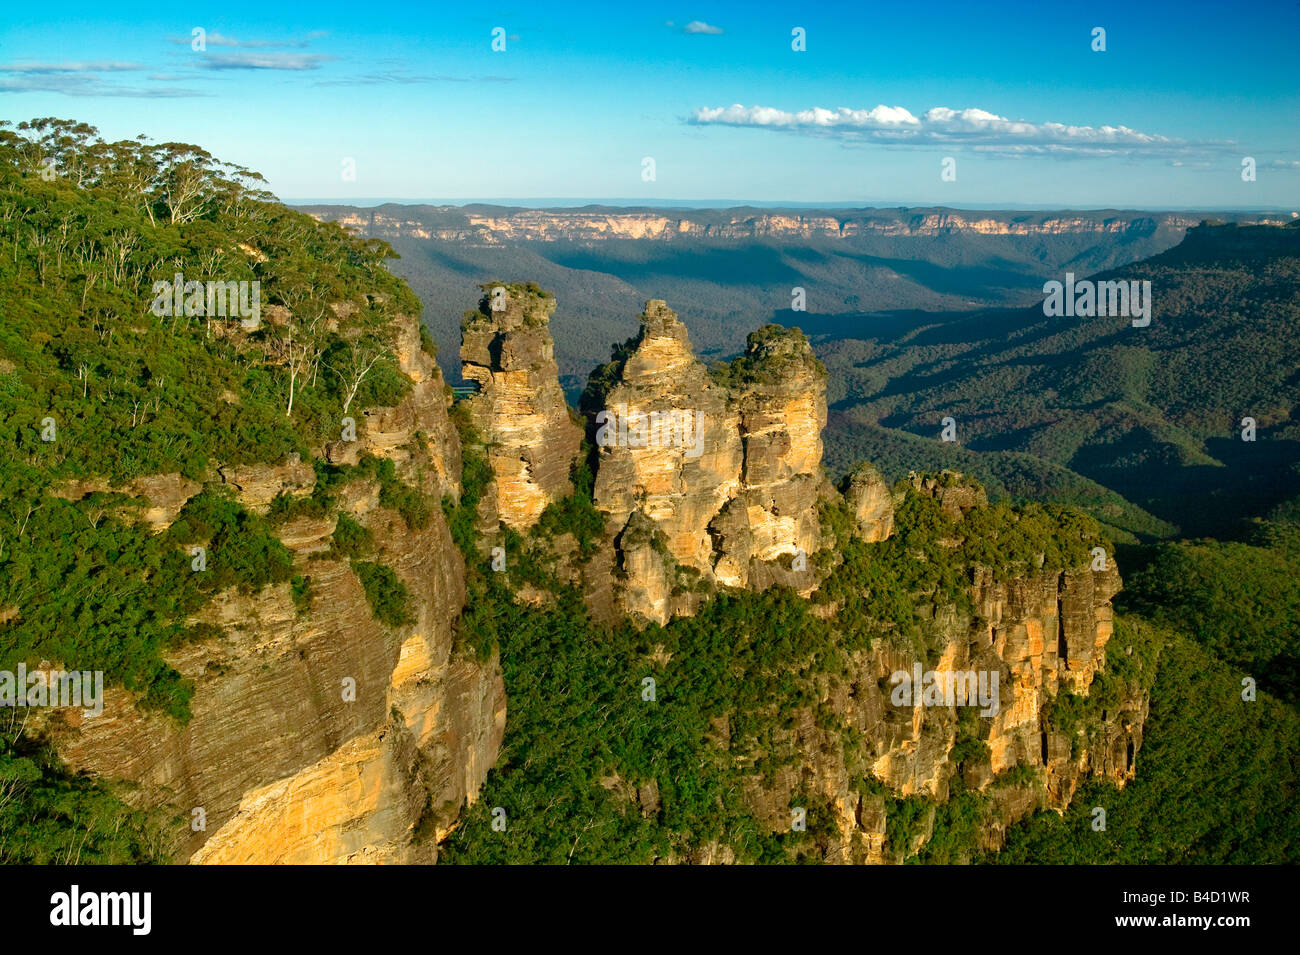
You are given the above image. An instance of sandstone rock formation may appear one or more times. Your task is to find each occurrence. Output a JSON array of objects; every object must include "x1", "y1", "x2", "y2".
[
  {"x1": 909, "y1": 470, "x2": 988, "y2": 519},
  {"x1": 587, "y1": 305, "x2": 831, "y2": 623},
  {"x1": 843, "y1": 462, "x2": 894, "y2": 542},
  {"x1": 739, "y1": 552, "x2": 1140, "y2": 863},
  {"x1": 316, "y1": 207, "x2": 1255, "y2": 247},
  {"x1": 712, "y1": 325, "x2": 830, "y2": 594},
  {"x1": 460, "y1": 283, "x2": 581, "y2": 531},
  {"x1": 41, "y1": 283, "x2": 1148, "y2": 867},
  {"x1": 41, "y1": 310, "x2": 503, "y2": 864},
  {"x1": 589, "y1": 301, "x2": 742, "y2": 623}
]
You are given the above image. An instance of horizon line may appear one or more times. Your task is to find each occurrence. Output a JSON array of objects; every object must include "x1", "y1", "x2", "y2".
[{"x1": 283, "y1": 197, "x2": 1300, "y2": 215}]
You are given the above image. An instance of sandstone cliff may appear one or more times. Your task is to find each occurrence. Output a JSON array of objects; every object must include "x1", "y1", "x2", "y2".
[
  {"x1": 40, "y1": 310, "x2": 504, "y2": 864},
  {"x1": 310, "y1": 207, "x2": 1286, "y2": 246},
  {"x1": 739, "y1": 501, "x2": 1141, "y2": 863},
  {"x1": 41, "y1": 284, "x2": 1145, "y2": 867}
]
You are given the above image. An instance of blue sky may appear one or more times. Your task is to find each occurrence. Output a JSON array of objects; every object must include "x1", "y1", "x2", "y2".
[{"x1": 2, "y1": 0, "x2": 1297, "y2": 208}]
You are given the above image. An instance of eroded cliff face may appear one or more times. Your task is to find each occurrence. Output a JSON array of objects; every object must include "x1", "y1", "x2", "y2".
[
  {"x1": 459, "y1": 283, "x2": 581, "y2": 531},
  {"x1": 711, "y1": 327, "x2": 832, "y2": 596},
  {"x1": 314, "y1": 207, "x2": 1268, "y2": 246},
  {"x1": 843, "y1": 462, "x2": 894, "y2": 542},
  {"x1": 41, "y1": 312, "x2": 504, "y2": 864},
  {"x1": 41, "y1": 282, "x2": 1146, "y2": 866},
  {"x1": 585, "y1": 304, "x2": 834, "y2": 624},
  {"x1": 590, "y1": 301, "x2": 741, "y2": 623},
  {"x1": 740, "y1": 528, "x2": 1141, "y2": 864}
]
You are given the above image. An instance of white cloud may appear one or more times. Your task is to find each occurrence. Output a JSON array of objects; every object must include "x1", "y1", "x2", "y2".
[
  {"x1": 0, "y1": 61, "x2": 145, "y2": 73},
  {"x1": 0, "y1": 61, "x2": 204, "y2": 96},
  {"x1": 683, "y1": 21, "x2": 723, "y2": 35},
  {"x1": 200, "y1": 53, "x2": 334, "y2": 71},
  {"x1": 0, "y1": 74, "x2": 204, "y2": 97},
  {"x1": 169, "y1": 32, "x2": 326, "y2": 48},
  {"x1": 689, "y1": 103, "x2": 1231, "y2": 157}
]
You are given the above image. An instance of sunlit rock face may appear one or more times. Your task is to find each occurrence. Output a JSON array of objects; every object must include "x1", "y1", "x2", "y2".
[
  {"x1": 843, "y1": 462, "x2": 894, "y2": 543},
  {"x1": 42, "y1": 310, "x2": 504, "y2": 865},
  {"x1": 460, "y1": 283, "x2": 582, "y2": 532},
  {"x1": 738, "y1": 547, "x2": 1138, "y2": 864},
  {"x1": 586, "y1": 304, "x2": 830, "y2": 623}
]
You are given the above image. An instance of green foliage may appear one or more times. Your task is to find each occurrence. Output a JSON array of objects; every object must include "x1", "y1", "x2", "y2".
[
  {"x1": 885, "y1": 795, "x2": 931, "y2": 860},
  {"x1": 916, "y1": 790, "x2": 986, "y2": 864},
  {"x1": 169, "y1": 488, "x2": 294, "y2": 594},
  {"x1": 290, "y1": 574, "x2": 312, "y2": 614},
  {"x1": 0, "y1": 119, "x2": 418, "y2": 489},
  {"x1": 366, "y1": 456, "x2": 430, "y2": 530},
  {"x1": 1, "y1": 717, "x2": 174, "y2": 863},
  {"x1": 535, "y1": 444, "x2": 605, "y2": 556},
  {"x1": 442, "y1": 405, "x2": 491, "y2": 560},
  {"x1": 993, "y1": 629, "x2": 1300, "y2": 864},
  {"x1": 329, "y1": 512, "x2": 373, "y2": 559},
  {"x1": 1122, "y1": 533, "x2": 1300, "y2": 703},
  {"x1": 441, "y1": 581, "x2": 854, "y2": 863},
  {"x1": 819, "y1": 223, "x2": 1300, "y2": 540},
  {"x1": 0, "y1": 118, "x2": 434, "y2": 725},
  {"x1": 816, "y1": 479, "x2": 1105, "y2": 661},
  {"x1": 352, "y1": 560, "x2": 412, "y2": 627},
  {"x1": 0, "y1": 493, "x2": 201, "y2": 720},
  {"x1": 709, "y1": 324, "x2": 825, "y2": 388},
  {"x1": 419, "y1": 322, "x2": 438, "y2": 359}
]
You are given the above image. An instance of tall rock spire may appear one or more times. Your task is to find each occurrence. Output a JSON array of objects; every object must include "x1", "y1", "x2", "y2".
[
  {"x1": 460, "y1": 282, "x2": 581, "y2": 531},
  {"x1": 586, "y1": 304, "x2": 833, "y2": 623}
]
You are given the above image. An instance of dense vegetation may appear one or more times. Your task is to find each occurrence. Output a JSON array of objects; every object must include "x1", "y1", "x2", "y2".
[
  {"x1": 440, "y1": 476, "x2": 1114, "y2": 863},
  {"x1": 817, "y1": 222, "x2": 1300, "y2": 541},
  {"x1": 0, "y1": 119, "x2": 429, "y2": 863},
  {"x1": 4, "y1": 120, "x2": 1296, "y2": 867},
  {"x1": 993, "y1": 632, "x2": 1300, "y2": 864}
]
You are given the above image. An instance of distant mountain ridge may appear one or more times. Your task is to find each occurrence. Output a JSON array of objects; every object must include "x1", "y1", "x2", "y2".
[
  {"x1": 298, "y1": 203, "x2": 1284, "y2": 398},
  {"x1": 300, "y1": 202, "x2": 1287, "y2": 246},
  {"x1": 816, "y1": 220, "x2": 1300, "y2": 539}
]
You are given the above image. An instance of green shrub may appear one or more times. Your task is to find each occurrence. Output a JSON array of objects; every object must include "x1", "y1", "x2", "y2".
[{"x1": 352, "y1": 560, "x2": 412, "y2": 626}]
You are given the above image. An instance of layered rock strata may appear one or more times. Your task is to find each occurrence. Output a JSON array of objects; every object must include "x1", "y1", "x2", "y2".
[
  {"x1": 589, "y1": 303, "x2": 837, "y2": 623},
  {"x1": 41, "y1": 311, "x2": 503, "y2": 864},
  {"x1": 460, "y1": 283, "x2": 581, "y2": 531}
]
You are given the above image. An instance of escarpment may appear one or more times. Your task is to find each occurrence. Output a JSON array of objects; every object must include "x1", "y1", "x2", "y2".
[
  {"x1": 460, "y1": 283, "x2": 582, "y2": 531},
  {"x1": 33, "y1": 275, "x2": 1145, "y2": 866},
  {"x1": 451, "y1": 289, "x2": 1147, "y2": 863},
  {"x1": 747, "y1": 549, "x2": 1141, "y2": 863},
  {"x1": 40, "y1": 310, "x2": 504, "y2": 864}
]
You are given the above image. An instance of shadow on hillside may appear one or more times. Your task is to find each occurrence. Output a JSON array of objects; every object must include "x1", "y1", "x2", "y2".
[
  {"x1": 544, "y1": 243, "x2": 805, "y2": 284},
  {"x1": 833, "y1": 250, "x2": 1043, "y2": 300},
  {"x1": 1078, "y1": 433, "x2": 1300, "y2": 538}
]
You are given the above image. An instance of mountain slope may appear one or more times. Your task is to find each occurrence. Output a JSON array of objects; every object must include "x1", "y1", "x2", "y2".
[{"x1": 816, "y1": 221, "x2": 1300, "y2": 538}]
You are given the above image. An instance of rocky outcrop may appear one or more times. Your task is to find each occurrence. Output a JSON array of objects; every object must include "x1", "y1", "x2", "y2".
[
  {"x1": 449, "y1": 289, "x2": 1143, "y2": 863},
  {"x1": 711, "y1": 326, "x2": 830, "y2": 595},
  {"x1": 590, "y1": 301, "x2": 743, "y2": 623},
  {"x1": 586, "y1": 304, "x2": 834, "y2": 623},
  {"x1": 460, "y1": 283, "x2": 581, "y2": 531},
  {"x1": 909, "y1": 470, "x2": 988, "y2": 519},
  {"x1": 843, "y1": 462, "x2": 894, "y2": 542},
  {"x1": 218, "y1": 455, "x2": 315, "y2": 514},
  {"x1": 40, "y1": 281, "x2": 1146, "y2": 866},
  {"x1": 739, "y1": 549, "x2": 1140, "y2": 863},
  {"x1": 41, "y1": 311, "x2": 503, "y2": 865},
  {"x1": 50, "y1": 473, "x2": 203, "y2": 532},
  {"x1": 326, "y1": 314, "x2": 462, "y2": 499}
]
